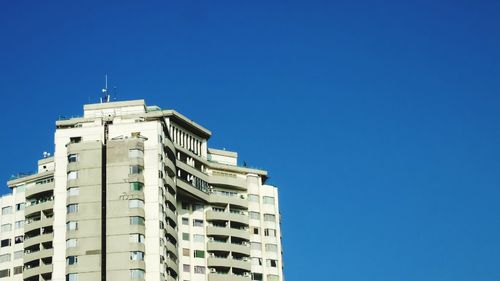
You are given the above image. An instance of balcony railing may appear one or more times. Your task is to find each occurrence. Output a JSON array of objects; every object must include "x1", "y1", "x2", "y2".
[{"x1": 27, "y1": 196, "x2": 54, "y2": 207}]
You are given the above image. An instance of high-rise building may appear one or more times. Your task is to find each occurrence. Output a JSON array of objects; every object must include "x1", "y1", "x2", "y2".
[{"x1": 0, "y1": 100, "x2": 284, "y2": 281}]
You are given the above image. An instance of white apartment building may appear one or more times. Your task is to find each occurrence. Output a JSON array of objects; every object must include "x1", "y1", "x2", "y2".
[{"x1": 0, "y1": 99, "x2": 284, "y2": 281}]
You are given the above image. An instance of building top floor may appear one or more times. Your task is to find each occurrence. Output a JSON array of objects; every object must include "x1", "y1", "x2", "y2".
[{"x1": 57, "y1": 99, "x2": 212, "y2": 140}]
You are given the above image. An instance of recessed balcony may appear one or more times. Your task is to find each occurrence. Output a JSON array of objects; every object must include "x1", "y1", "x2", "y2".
[
  {"x1": 206, "y1": 210, "x2": 249, "y2": 225},
  {"x1": 25, "y1": 182, "x2": 55, "y2": 198},
  {"x1": 208, "y1": 273, "x2": 250, "y2": 281},
  {"x1": 209, "y1": 175, "x2": 246, "y2": 190},
  {"x1": 210, "y1": 194, "x2": 247, "y2": 209}
]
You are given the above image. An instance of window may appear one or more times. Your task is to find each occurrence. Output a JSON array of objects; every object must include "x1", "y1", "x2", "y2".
[
  {"x1": 130, "y1": 251, "x2": 144, "y2": 261},
  {"x1": 192, "y1": 203, "x2": 204, "y2": 211},
  {"x1": 1, "y1": 224, "x2": 11, "y2": 232},
  {"x1": 67, "y1": 204, "x2": 78, "y2": 214},
  {"x1": 264, "y1": 214, "x2": 276, "y2": 222},
  {"x1": 194, "y1": 266, "x2": 205, "y2": 274},
  {"x1": 130, "y1": 269, "x2": 145, "y2": 279},
  {"x1": 14, "y1": 236, "x2": 23, "y2": 244},
  {"x1": 15, "y1": 203, "x2": 25, "y2": 211},
  {"x1": 193, "y1": 219, "x2": 203, "y2": 227},
  {"x1": 267, "y1": 274, "x2": 279, "y2": 281},
  {"x1": 66, "y1": 273, "x2": 78, "y2": 281},
  {"x1": 251, "y1": 257, "x2": 262, "y2": 266},
  {"x1": 0, "y1": 254, "x2": 10, "y2": 263},
  {"x1": 70, "y1": 137, "x2": 82, "y2": 143},
  {"x1": 129, "y1": 233, "x2": 145, "y2": 243},
  {"x1": 251, "y1": 242, "x2": 261, "y2": 251},
  {"x1": 67, "y1": 187, "x2": 79, "y2": 197},
  {"x1": 252, "y1": 227, "x2": 260, "y2": 235},
  {"x1": 249, "y1": 211, "x2": 260, "y2": 220},
  {"x1": 67, "y1": 221, "x2": 78, "y2": 231},
  {"x1": 212, "y1": 206, "x2": 225, "y2": 212},
  {"x1": 130, "y1": 165, "x2": 143, "y2": 174},
  {"x1": 252, "y1": 273, "x2": 263, "y2": 281},
  {"x1": 194, "y1": 250, "x2": 205, "y2": 258},
  {"x1": 0, "y1": 269, "x2": 9, "y2": 278},
  {"x1": 129, "y1": 199, "x2": 144, "y2": 208},
  {"x1": 182, "y1": 218, "x2": 189, "y2": 225},
  {"x1": 36, "y1": 178, "x2": 53, "y2": 185},
  {"x1": 130, "y1": 182, "x2": 144, "y2": 191},
  {"x1": 1, "y1": 206, "x2": 12, "y2": 215},
  {"x1": 181, "y1": 202, "x2": 190, "y2": 210},
  {"x1": 183, "y1": 264, "x2": 190, "y2": 272},
  {"x1": 266, "y1": 259, "x2": 278, "y2": 268},
  {"x1": 129, "y1": 149, "x2": 144, "y2": 158},
  {"x1": 130, "y1": 216, "x2": 145, "y2": 226},
  {"x1": 13, "y1": 266, "x2": 22, "y2": 275},
  {"x1": 14, "y1": 220, "x2": 24, "y2": 229},
  {"x1": 263, "y1": 196, "x2": 275, "y2": 205},
  {"x1": 66, "y1": 239, "x2": 77, "y2": 248},
  {"x1": 264, "y1": 228, "x2": 276, "y2": 237},
  {"x1": 66, "y1": 256, "x2": 78, "y2": 265},
  {"x1": 182, "y1": 233, "x2": 189, "y2": 241},
  {"x1": 68, "y1": 154, "x2": 79, "y2": 163},
  {"x1": 193, "y1": 234, "x2": 204, "y2": 243},
  {"x1": 265, "y1": 244, "x2": 278, "y2": 252},
  {"x1": 248, "y1": 194, "x2": 259, "y2": 202},
  {"x1": 67, "y1": 171, "x2": 78, "y2": 180},
  {"x1": 13, "y1": 251, "x2": 23, "y2": 260}
]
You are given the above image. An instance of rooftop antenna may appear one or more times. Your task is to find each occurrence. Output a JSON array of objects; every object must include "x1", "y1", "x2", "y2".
[{"x1": 100, "y1": 75, "x2": 111, "y2": 103}]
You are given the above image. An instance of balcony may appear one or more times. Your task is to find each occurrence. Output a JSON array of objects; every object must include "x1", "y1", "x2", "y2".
[
  {"x1": 163, "y1": 139, "x2": 176, "y2": 158},
  {"x1": 227, "y1": 227, "x2": 250, "y2": 240},
  {"x1": 208, "y1": 273, "x2": 250, "y2": 281},
  {"x1": 207, "y1": 240, "x2": 231, "y2": 252},
  {"x1": 177, "y1": 161, "x2": 207, "y2": 181},
  {"x1": 165, "y1": 224, "x2": 178, "y2": 242},
  {"x1": 210, "y1": 194, "x2": 247, "y2": 209},
  {"x1": 163, "y1": 176, "x2": 176, "y2": 191},
  {"x1": 209, "y1": 175, "x2": 246, "y2": 190},
  {"x1": 229, "y1": 243, "x2": 251, "y2": 256},
  {"x1": 206, "y1": 225, "x2": 250, "y2": 241},
  {"x1": 24, "y1": 216, "x2": 53, "y2": 233},
  {"x1": 25, "y1": 199, "x2": 53, "y2": 216},
  {"x1": 165, "y1": 207, "x2": 177, "y2": 222},
  {"x1": 23, "y1": 233, "x2": 53, "y2": 248},
  {"x1": 166, "y1": 256, "x2": 177, "y2": 272},
  {"x1": 206, "y1": 225, "x2": 230, "y2": 237},
  {"x1": 25, "y1": 182, "x2": 55, "y2": 198},
  {"x1": 164, "y1": 159, "x2": 176, "y2": 177},
  {"x1": 23, "y1": 262, "x2": 52, "y2": 279},
  {"x1": 231, "y1": 258, "x2": 251, "y2": 271},
  {"x1": 24, "y1": 248, "x2": 54, "y2": 263},
  {"x1": 206, "y1": 211, "x2": 249, "y2": 225},
  {"x1": 177, "y1": 179, "x2": 209, "y2": 202},
  {"x1": 207, "y1": 256, "x2": 251, "y2": 271}
]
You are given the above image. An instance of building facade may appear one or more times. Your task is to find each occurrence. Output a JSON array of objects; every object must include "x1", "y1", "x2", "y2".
[{"x1": 0, "y1": 100, "x2": 284, "y2": 281}]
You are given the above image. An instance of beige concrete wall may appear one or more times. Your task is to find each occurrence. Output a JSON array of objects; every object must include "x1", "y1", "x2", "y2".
[
  {"x1": 66, "y1": 141, "x2": 103, "y2": 280},
  {"x1": 106, "y1": 138, "x2": 146, "y2": 279}
]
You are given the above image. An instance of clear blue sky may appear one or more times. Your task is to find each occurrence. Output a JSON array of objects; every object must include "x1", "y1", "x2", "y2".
[{"x1": 1, "y1": 1, "x2": 499, "y2": 280}]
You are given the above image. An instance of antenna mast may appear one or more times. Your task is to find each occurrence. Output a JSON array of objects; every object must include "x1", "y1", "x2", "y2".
[{"x1": 100, "y1": 74, "x2": 111, "y2": 103}]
